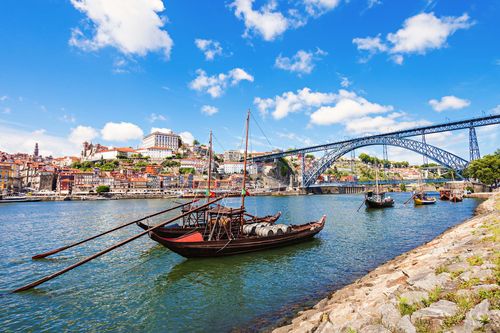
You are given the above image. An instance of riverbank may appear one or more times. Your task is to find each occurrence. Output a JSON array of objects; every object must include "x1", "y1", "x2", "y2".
[{"x1": 273, "y1": 194, "x2": 499, "y2": 333}]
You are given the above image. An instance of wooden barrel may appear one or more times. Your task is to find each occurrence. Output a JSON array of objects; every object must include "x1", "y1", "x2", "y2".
[
  {"x1": 270, "y1": 226, "x2": 284, "y2": 235},
  {"x1": 242, "y1": 224, "x2": 256, "y2": 235},
  {"x1": 275, "y1": 224, "x2": 291, "y2": 234},
  {"x1": 255, "y1": 226, "x2": 274, "y2": 237}
]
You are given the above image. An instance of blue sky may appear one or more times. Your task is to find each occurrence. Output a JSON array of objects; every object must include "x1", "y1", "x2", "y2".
[{"x1": 0, "y1": 0, "x2": 498, "y2": 163}]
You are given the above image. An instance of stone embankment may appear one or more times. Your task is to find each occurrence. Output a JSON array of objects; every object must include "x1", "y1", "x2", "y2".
[{"x1": 274, "y1": 194, "x2": 500, "y2": 333}]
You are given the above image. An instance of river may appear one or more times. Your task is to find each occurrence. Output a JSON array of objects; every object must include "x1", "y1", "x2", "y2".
[{"x1": 0, "y1": 193, "x2": 480, "y2": 332}]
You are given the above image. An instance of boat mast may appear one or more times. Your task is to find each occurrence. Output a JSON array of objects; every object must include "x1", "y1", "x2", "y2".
[
  {"x1": 241, "y1": 109, "x2": 250, "y2": 208},
  {"x1": 375, "y1": 165, "x2": 379, "y2": 195},
  {"x1": 207, "y1": 130, "x2": 213, "y2": 200}
]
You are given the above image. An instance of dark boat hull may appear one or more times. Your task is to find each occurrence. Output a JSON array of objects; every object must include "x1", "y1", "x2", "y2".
[
  {"x1": 149, "y1": 217, "x2": 326, "y2": 258},
  {"x1": 136, "y1": 211, "x2": 282, "y2": 238},
  {"x1": 365, "y1": 199, "x2": 394, "y2": 208}
]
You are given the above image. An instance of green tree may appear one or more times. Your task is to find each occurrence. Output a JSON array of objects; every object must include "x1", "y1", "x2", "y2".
[
  {"x1": 463, "y1": 151, "x2": 500, "y2": 186},
  {"x1": 179, "y1": 167, "x2": 195, "y2": 174},
  {"x1": 400, "y1": 183, "x2": 407, "y2": 192},
  {"x1": 193, "y1": 139, "x2": 200, "y2": 145},
  {"x1": 96, "y1": 185, "x2": 110, "y2": 194}
]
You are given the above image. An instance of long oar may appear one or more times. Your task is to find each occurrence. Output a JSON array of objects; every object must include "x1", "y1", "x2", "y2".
[
  {"x1": 404, "y1": 194, "x2": 415, "y2": 205},
  {"x1": 356, "y1": 199, "x2": 365, "y2": 212},
  {"x1": 32, "y1": 198, "x2": 200, "y2": 259},
  {"x1": 13, "y1": 196, "x2": 224, "y2": 293}
]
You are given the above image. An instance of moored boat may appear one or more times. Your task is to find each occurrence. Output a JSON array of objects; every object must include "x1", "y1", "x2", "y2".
[
  {"x1": 413, "y1": 192, "x2": 436, "y2": 205},
  {"x1": 365, "y1": 192, "x2": 394, "y2": 208},
  {"x1": 148, "y1": 216, "x2": 326, "y2": 258},
  {"x1": 0, "y1": 195, "x2": 41, "y2": 203},
  {"x1": 439, "y1": 189, "x2": 451, "y2": 201},
  {"x1": 450, "y1": 190, "x2": 463, "y2": 202}
]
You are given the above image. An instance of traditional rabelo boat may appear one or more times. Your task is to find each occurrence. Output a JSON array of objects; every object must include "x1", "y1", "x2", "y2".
[
  {"x1": 413, "y1": 192, "x2": 436, "y2": 205},
  {"x1": 144, "y1": 110, "x2": 326, "y2": 258},
  {"x1": 364, "y1": 167, "x2": 394, "y2": 208},
  {"x1": 450, "y1": 190, "x2": 463, "y2": 202},
  {"x1": 439, "y1": 189, "x2": 451, "y2": 201},
  {"x1": 136, "y1": 130, "x2": 281, "y2": 238}
]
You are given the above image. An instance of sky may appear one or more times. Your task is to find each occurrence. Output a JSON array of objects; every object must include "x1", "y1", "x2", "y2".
[{"x1": 0, "y1": 0, "x2": 499, "y2": 164}]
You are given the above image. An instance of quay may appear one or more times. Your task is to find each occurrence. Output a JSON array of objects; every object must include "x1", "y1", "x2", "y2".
[{"x1": 273, "y1": 193, "x2": 500, "y2": 333}]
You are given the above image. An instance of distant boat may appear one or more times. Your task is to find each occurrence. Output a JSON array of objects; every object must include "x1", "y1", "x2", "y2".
[
  {"x1": 450, "y1": 190, "x2": 463, "y2": 202},
  {"x1": 0, "y1": 195, "x2": 41, "y2": 203},
  {"x1": 413, "y1": 192, "x2": 436, "y2": 205},
  {"x1": 364, "y1": 167, "x2": 394, "y2": 208},
  {"x1": 439, "y1": 189, "x2": 451, "y2": 201}
]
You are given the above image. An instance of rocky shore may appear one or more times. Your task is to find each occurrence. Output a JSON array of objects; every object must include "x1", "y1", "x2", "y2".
[{"x1": 274, "y1": 194, "x2": 499, "y2": 333}]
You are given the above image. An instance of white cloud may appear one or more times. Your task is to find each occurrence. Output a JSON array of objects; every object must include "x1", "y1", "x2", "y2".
[
  {"x1": 276, "y1": 131, "x2": 314, "y2": 146},
  {"x1": 310, "y1": 90, "x2": 393, "y2": 126},
  {"x1": 367, "y1": 0, "x2": 382, "y2": 9},
  {"x1": 352, "y1": 35, "x2": 387, "y2": 53},
  {"x1": 0, "y1": 125, "x2": 81, "y2": 156},
  {"x1": 101, "y1": 122, "x2": 144, "y2": 141},
  {"x1": 189, "y1": 68, "x2": 254, "y2": 98},
  {"x1": 195, "y1": 39, "x2": 223, "y2": 61},
  {"x1": 179, "y1": 131, "x2": 195, "y2": 145},
  {"x1": 0, "y1": 95, "x2": 8, "y2": 102},
  {"x1": 201, "y1": 105, "x2": 219, "y2": 116},
  {"x1": 2, "y1": 107, "x2": 11, "y2": 114},
  {"x1": 354, "y1": 12, "x2": 473, "y2": 63},
  {"x1": 230, "y1": 0, "x2": 340, "y2": 41},
  {"x1": 344, "y1": 113, "x2": 432, "y2": 135},
  {"x1": 148, "y1": 113, "x2": 167, "y2": 122},
  {"x1": 490, "y1": 105, "x2": 500, "y2": 115},
  {"x1": 275, "y1": 48, "x2": 326, "y2": 75},
  {"x1": 69, "y1": 0, "x2": 173, "y2": 58},
  {"x1": 151, "y1": 127, "x2": 172, "y2": 134},
  {"x1": 339, "y1": 75, "x2": 352, "y2": 88},
  {"x1": 231, "y1": 0, "x2": 290, "y2": 41},
  {"x1": 428, "y1": 95, "x2": 470, "y2": 112},
  {"x1": 254, "y1": 87, "x2": 337, "y2": 119},
  {"x1": 69, "y1": 125, "x2": 99, "y2": 145},
  {"x1": 304, "y1": 0, "x2": 340, "y2": 17},
  {"x1": 60, "y1": 114, "x2": 76, "y2": 123}
]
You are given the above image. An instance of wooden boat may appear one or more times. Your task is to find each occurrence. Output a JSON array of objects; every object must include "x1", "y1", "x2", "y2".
[
  {"x1": 450, "y1": 190, "x2": 463, "y2": 202},
  {"x1": 364, "y1": 167, "x2": 394, "y2": 208},
  {"x1": 148, "y1": 216, "x2": 326, "y2": 258},
  {"x1": 0, "y1": 195, "x2": 41, "y2": 203},
  {"x1": 413, "y1": 192, "x2": 436, "y2": 205},
  {"x1": 365, "y1": 191, "x2": 394, "y2": 208},
  {"x1": 439, "y1": 190, "x2": 451, "y2": 201},
  {"x1": 136, "y1": 211, "x2": 282, "y2": 238}
]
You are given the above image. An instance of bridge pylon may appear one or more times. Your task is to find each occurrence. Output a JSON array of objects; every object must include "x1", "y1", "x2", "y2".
[{"x1": 469, "y1": 127, "x2": 480, "y2": 161}]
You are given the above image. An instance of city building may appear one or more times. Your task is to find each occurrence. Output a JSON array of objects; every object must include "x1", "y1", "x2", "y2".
[
  {"x1": 0, "y1": 162, "x2": 13, "y2": 192},
  {"x1": 142, "y1": 131, "x2": 180, "y2": 151},
  {"x1": 135, "y1": 147, "x2": 173, "y2": 162},
  {"x1": 180, "y1": 159, "x2": 206, "y2": 173},
  {"x1": 224, "y1": 150, "x2": 243, "y2": 162}
]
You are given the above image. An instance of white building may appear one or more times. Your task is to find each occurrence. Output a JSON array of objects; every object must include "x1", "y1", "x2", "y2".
[
  {"x1": 142, "y1": 131, "x2": 180, "y2": 151},
  {"x1": 84, "y1": 148, "x2": 136, "y2": 162},
  {"x1": 220, "y1": 162, "x2": 261, "y2": 175},
  {"x1": 135, "y1": 147, "x2": 173, "y2": 162},
  {"x1": 180, "y1": 159, "x2": 206, "y2": 173},
  {"x1": 224, "y1": 150, "x2": 243, "y2": 162}
]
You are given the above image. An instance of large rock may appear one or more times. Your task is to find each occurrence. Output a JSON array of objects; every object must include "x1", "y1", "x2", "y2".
[
  {"x1": 379, "y1": 303, "x2": 401, "y2": 331},
  {"x1": 472, "y1": 284, "x2": 499, "y2": 293},
  {"x1": 411, "y1": 300, "x2": 458, "y2": 323},
  {"x1": 398, "y1": 291, "x2": 428, "y2": 305},
  {"x1": 408, "y1": 273, "x2": 450, "y2": 291},
  {"x1": 396, "y1": 315, "x2": 416, "y2": 333},
  {"x1": 484, "y1": 310, "x2": 500, "y2": 333},
  {"x1": 447, "y1": 262, "x2": 469, "y2": 273},
  {"x1": 315, "y1": 321, "x2": 334, "y2": 333},
  {"x1": 462, "y1": 299, "x2": 490, "y2": 331},
  {"x1": 290, "y1": 320, "x2": 316, "y2": 333}
]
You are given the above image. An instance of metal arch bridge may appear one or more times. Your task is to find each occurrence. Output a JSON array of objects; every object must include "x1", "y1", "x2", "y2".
[{"x1": 250, "y1": 114, "x2": 500, "y2": 188}]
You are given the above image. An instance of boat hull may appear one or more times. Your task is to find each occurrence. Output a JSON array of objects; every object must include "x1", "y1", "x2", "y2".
[
  {"x1": 414, "y1": 197, "x2": 436, "y2": 205},
  {"x1": 149, "y1": 217, "x2": 326, "y2": 258},
  {"x1": 365, "y1": 198, "x2": 394, "y2": 208}
]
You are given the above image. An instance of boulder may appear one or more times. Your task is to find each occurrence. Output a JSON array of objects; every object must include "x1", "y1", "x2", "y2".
[
  {"x1": 315, "y1": 321, "x2": 334, "y2": 333},
  {"x1": 447, "y1": 262, "x2": 469, "y2": 273},
  {"x1": 379, "y1": 303, "x2": 401, "y2": 331},
  {"x1": 409, "y1": 273, "x2": 450, "y2": 291},
  {"x1": 484, "y1": 310, "x2": 500, "y2": 333},
  {"x1": 462, "y1": 299, "x2": 490, "y2": 331},
  {"x1": 411, "y1": 300, "x2": 458, "y2": 323},
  {"x1": 396, "y1": 315, "x2": 416, "y2": 333},
  {"x1": 472, "y1": 284, "x2": 499, "y2": 293}
]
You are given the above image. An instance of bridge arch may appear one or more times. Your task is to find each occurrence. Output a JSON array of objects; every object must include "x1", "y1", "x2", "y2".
[{"x1": 303, "y1": 137, "x2": 469, "y2": 187}]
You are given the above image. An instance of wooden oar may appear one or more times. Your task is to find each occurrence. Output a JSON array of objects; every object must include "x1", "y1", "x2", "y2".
[
  {"x1": 403, "y1": 194, "x2": 415, "y2": 205},
  {"x1": 32, "y1": 198, "x2": 200, "y2": 259},
  {"x1": 13, "y1": 195, "x2": 224, "y2": 293},
  {"x1": 356, "y1": 200, "x2": 365, "y2": 212}
]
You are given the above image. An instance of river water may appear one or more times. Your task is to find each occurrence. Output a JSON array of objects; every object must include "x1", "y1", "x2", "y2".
[{"x1": 0, "y1": 193, "x2": 480, "y2": 332}]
